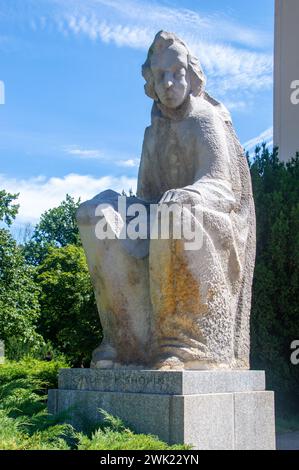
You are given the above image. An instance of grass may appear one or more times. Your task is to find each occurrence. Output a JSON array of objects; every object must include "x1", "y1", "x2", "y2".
[{"x1": 0, "y1": 359, "x2": 189, "y2": 450}]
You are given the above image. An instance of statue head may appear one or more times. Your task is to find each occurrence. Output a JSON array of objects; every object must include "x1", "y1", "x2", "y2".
[{"x1": 142, "y1": 31, "x2": 206, "y2": 109}]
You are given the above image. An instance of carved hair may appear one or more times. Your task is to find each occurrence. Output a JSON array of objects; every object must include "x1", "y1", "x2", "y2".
[{"x1": 142, "y1": 31, "x2": 206, "y2": 101}]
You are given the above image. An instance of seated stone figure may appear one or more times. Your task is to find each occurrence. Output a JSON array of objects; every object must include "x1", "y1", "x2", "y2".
[{"x1": 76, "y1": 31, "x2": 256, "y2": 371}]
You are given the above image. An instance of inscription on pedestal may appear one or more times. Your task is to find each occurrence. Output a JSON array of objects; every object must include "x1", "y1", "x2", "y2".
[
  {"x1": 58, "y1": 369, "x2": 266, "y2": 395},
  {"x1": 60, "y1": 369, "x2": 181, "y2": 395}
]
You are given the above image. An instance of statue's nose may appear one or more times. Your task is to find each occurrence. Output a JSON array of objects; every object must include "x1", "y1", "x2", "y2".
[{"x1": 164, "y1": 72, "x2": 174, "y2": 89}]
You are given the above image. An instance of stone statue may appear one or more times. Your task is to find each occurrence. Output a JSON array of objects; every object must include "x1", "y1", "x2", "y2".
[{"x1": 76, "y1": 31, "x2": 256, "y2": 371}]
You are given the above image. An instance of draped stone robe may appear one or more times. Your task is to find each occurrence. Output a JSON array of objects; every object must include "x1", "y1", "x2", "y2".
[{"x1": 76, "y1": 92, "x2": 256, "y2": 370}]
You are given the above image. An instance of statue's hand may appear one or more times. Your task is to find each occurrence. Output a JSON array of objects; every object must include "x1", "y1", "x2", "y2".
[{"x1": 159, "y1": 188, "x2": 193, "y2": 205}]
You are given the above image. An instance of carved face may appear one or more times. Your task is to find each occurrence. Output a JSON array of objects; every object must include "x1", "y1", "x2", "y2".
[{"x1": 151, "y1": 44, "x2": 191, "y2": 109}]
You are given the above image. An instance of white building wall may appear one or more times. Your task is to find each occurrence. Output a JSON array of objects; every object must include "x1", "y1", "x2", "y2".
[{"x1": 274, "y1": 0, "x2": 299, "y2": 161}]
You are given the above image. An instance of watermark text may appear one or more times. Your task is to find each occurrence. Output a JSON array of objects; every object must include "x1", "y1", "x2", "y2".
[
  {"x1": 290, "y1": 80, "x2": 299, "y2": 105},
  {"x1": 290, "y1": 340, "x2": 299, "y2": 365},
  {"x1": 94, "y1": 196, "x2": 204, "y2": 251}
]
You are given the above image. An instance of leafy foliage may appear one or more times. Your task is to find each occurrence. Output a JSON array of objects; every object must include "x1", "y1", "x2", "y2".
[
  {"x1": 24, "y1": 194, "x2": 81, "y2": 265},
  {"x1": 0, "y1": 190, "x2": 19, "y2": 226},
  {"x1": 249, "y1": 145, "x2": 299, "y2": 414},
  {"x1": 0, "y1": 359, "x2": 188, "y2": 450},
  {"x1": 78, "y1": 410, "x2": 190, "y2": 450},
  {"x1": 0, "y1": 192, "x2": 102, "y2": 366},
  {"x1": 0, "y1": 229, "x2": 41, "y2": 349},
  {"x1": 0, "y1": 359, "x2": 76, "y2": 450},
  {"x1": 0, "y1": 358, "x2": 69, "y2": 389},
  {"x1": 36, "y1": 245, "x2": 101, "y2": 366},
  {"x1": 0, "y1": 193, "x2": 42, "y2": 357}
]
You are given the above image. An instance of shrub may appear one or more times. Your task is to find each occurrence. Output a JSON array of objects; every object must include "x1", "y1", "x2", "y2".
[
  {"x1": 249, "y1": 145, "x2": 299, "y2": 416},
  {"x1": 0, "y1": 357, "x2": 69, "y2": 390},
  {"x1": 77, "y1": 411, "x2": 190, "y2": 451},
  {"x1": 0, "y1": 360, "x2": 188, "y2": 450}
]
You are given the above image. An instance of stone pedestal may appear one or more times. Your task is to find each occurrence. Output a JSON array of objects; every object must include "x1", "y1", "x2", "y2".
[{"x1": 48, "y1": 369, "x2": 276, "y2": 450}]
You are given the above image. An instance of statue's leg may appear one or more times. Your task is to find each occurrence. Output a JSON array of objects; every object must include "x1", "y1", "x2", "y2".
[
  {"x1": 77, "y1": 197, "x2": 153, "y2": 369},
  {"x1": 149, "y1": 208, "x2": 237, "y2": 370}
]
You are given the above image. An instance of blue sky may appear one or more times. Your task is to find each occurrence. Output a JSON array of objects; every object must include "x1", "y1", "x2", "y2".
[{"x1": 0, "y1": 0, "x2": 274, "y2": 226}]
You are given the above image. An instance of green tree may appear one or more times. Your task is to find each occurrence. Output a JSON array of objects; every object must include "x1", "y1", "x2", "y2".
[
  {"x1": 0, "y1": 190, "x2": 19, "y2": 226},
  {"x1": 24, "y1": 195, "x2": 81, "y2": 265},
  {"x1": 36, "y1": 245, "x2": 101, "y2": 366},
  {"x1": 249, "y1": 145, "x2": 299, "y2": 415},
  {"x1": 0, "y1": 191, "x2": 42, "y2": 357}
]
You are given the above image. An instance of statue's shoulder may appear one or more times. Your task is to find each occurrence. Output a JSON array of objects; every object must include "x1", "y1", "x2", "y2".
[
  {"x1": 190, "y1": 94, "x2": 232, "y2": 127},
  {"x1": 203, "y1": 92, "x2": 232, "y2": 123}
]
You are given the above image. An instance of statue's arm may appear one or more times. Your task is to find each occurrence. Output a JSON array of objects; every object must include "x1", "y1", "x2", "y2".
[
  {"x1": 161, "y1": 113, "x2": 236, "y2": 213},
  {"x1": 191, "y1": 120, "x2": 236, "y2": 213}
]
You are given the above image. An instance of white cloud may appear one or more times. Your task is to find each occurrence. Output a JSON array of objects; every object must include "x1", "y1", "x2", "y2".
[
  {"x1": 64, "y1": 146, "x2": 103, "y2": 159},
  {"x1": 243, "y1": 127, "x2": 273, "y2": 152},
  {"x1": 116, "y1": 158, "x2": 139, "y2": 168},
  {"x1": 222, "y1": 100, "x2": 247, "y2": 112},
  {"x1": 62, "y1": 15, "x2": 273, "y2": 93},
  {"x1": 0, "y1": 173, "x2": 137, "y2": 224},
  {"x1": 61, "y1": 0, "x2": 272, "y2": 49},
  {"x1": 190, "y1": 41, "x2": 272, "y2": 93},
  {"x1": 66, "y1": 16, "x2": 151, "y2": 48},
  {"x1": 64, "y1": 145, "x2": 140, "y2": 166},
  {"x1": 14, "y1": 0, "x2": 273, "y2": 96}
]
